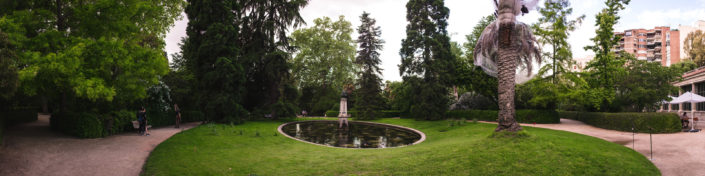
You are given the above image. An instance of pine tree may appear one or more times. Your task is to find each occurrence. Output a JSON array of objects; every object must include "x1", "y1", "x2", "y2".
[
  {"x1": 355, "y1": 12, "x2": 385, "y2": 120},
  {"x1": 182, "y1": 0, "x2": 247, "y2": 123},
  {"x1": 399, "y1": 0, "x2": 455, "y2": 120}
]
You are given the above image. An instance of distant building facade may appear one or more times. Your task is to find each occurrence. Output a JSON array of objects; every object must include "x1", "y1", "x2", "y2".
[
  {"x1": 613, "y1": 27, "x2": 680, "y2": 66},
  {"x1": 663, "y1": 67, "x2": 705, "y2": 115},
  {"x1": 571, "y1": 55, "x2": 593, "y2": 72},
  {"x1": 678, "y1": 20, "x2": 705, "y2": 60}
]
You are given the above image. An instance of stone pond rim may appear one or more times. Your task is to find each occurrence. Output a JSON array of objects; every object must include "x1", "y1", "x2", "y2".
[{"x1": 277, "y1": 120, "x2": 427, "y2": 149}]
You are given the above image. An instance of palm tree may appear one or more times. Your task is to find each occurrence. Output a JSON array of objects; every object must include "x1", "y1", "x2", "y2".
[{"x1": 474, "y1": 0, "x2": 541, "y2": 132}]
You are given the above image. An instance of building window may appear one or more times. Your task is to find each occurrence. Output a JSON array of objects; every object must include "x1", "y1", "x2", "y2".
[
  {"x1": 683, "y1": 86, "x2": 693, "y2": 111},
  {"x1": 639, "y1": 39, "x2": 645, "y2": 42},
  {"x1": 697, "y1": 82, "x2": 705, "y2": 111},
  {"x1": 672, "y1": 104, "x2": 680, "y2": 110},
  {"x1": 626, "y1": 31, "x2": 632, "y2": 36}
]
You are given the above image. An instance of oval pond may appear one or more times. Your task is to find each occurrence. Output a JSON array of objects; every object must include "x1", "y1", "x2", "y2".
[{"x1": 279, "y1": 121, "x2": 425, "y2": 148}]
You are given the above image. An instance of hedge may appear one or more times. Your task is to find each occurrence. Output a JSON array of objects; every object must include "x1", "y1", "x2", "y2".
[
  {"x1": 50, "y1": 109, "x2": 206, "y2": 138},
  {"x1": 2, "y1": 106, "x2": 39, "y2": 126},
  {"x1": 104, "y1": 110, "x2": 137, "y2": 135},
  {"x1": 446, "y1": 110, "x2": 560, "y2": 124},
  {"x1": 181, "y1": 110, "x2": 205, "y2": 123},
  {"x1": 51, "y1": 111, "x2": 105, "y2": 138},
  {"x1": 0, "y1": 116, "x2": 4, "y2": 145},
  {"x1": 559, "y1": 111, "x2": 681, "y2": 133},
  {"x1": 324, "y1": 110, "x2": 403, "y2": 118},
  {"x1": 325, "y1": 110, "x2": 357, "y2": 118},
  {"x1": 148, "y1": 110, "x2": 205, "y2": 127}
]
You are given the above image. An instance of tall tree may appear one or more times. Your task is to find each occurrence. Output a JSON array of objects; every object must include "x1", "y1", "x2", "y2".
[
  {"x1": 182, "y1": 0, "x2": 307, "y2": 121},
  {"x1": 1, "y1": 0, "x2": 185, "y2": 112},
  {"x1": 182, "y1": 0, "x2": 246, "y2": 123},
  {"x1": 290, "y1": 16, "x2": 356, "y2": 114},
  {"x1": 354, "y1": 12, "x2": 385, "y2": 120},
  {"x1": 237, "y1": 0, "x2": 308, "y2": 118},
  {"x1": 459, "y1": 15, "x2": 498, "y2": 103},
  {"x1": 614, "y1": 53, "x2": 681, "y2": 112},
  {"x1": 0, "y1": 29, "x2": 18, "y2": 100},
  {"x1": 399, "y1": 0, "x2": 455, "y2": 120},
  {"x1": 684, "y1": 30, "x2": 705, "y2": 66},
  {"x1": 583, "y1": 0, "x2": 630, "y2": 110},
  {"x1": 475, "y1": 0, "x2": 542, "y2": 132},
  {"x1": 291, "y1": 16, "x2": 356, "y2": 91},
  {"x1": 532, "y1": 0, "x2": 585, "y2": 83}
]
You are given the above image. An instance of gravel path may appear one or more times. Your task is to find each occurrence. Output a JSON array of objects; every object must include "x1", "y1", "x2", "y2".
[
  {"x1": 520, "y1": 119, "x2": 705, "y2": 176},
  {"x1": 0, "y1": 114, "x2": 199, "y2": 176}
]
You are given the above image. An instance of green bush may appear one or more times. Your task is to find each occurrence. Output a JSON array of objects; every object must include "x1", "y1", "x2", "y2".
[
  {"x1": 381, "y1": 110, "x2": 402, "y2": 118},
  {"x1": 516, "y1": 110, "x2": 560, "y2": 124},
  {"x1": 325, "y1": 110, "x2": 357, "y2": 118},
  {"x1": 147, "y1": 109, "x2": 177, "y2": 128},
  {"x1": 324, "y1": 110, "x2": 402, "y2": 119},
  {"x1": 445, "y1": 110, "x2": 559, "y2": 124},
  {"x1": 181, "y1": 110, "x2": 205, "y2": 123},
  {"x1": 105, "y1": 110, "x2": 137, "y2": 135},
  {"x1": 446, "y1": 110, "x2": 497, "y2": 121},
  {"x1": 559, "y1": 111, "x2": 681, "y2": 133},
  {"x1": 3, "y1": 106, "x2": 39, "y2": 126},
  {"x1": 1, "y1": 116, "x2": 4, "y2": 145},
  {"x1": 51, "y1": 111, "x2": 105, "y2": 138}
]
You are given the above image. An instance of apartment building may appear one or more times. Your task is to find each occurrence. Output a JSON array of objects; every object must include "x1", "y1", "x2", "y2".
[
  {"x1": 571, "y1": 55, "x2": 593, "y2": 72},
  {"x1": 679, "y1": 20, "x2": 705, "y2": 59},
  {"x1": 613, "y1": 27, "x2": 680, "y2": 66}
]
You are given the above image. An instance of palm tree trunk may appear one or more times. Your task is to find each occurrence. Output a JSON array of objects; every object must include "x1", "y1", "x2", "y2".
[{"x1": 495, "y1": 22, "x2": 522, "y2": 132}]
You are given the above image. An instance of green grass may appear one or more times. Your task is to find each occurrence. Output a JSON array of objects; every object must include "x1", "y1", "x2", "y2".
[{"x1": 142, "y1": 118, "x2": 659, "y2": 175}]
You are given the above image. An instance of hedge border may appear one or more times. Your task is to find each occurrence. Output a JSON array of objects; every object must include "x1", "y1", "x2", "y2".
[{"x1": 559, "y1": 111, "x2": 681, "y2": 133}]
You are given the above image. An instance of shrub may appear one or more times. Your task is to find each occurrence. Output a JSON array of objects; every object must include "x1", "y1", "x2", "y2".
[
  {"x1": 147, "y1": 109, "x2": 176, "y2": 128},
  {"x1": 181, "y1": 110, "x2": 205, "y2": 123},
  {"x1": 445, "y1": 110, "x2": 559, "y2": 124},
  {"x1": 3, "y1": 106, "x2": 39, "y2": 126},
  {"x1": 381, "y1": 110, "x2": 402, "y2": 118},
  {"x1": 559, "y1": 111, "x2": 681, "y2": 133},
  {"x1": 325, "y1": 110, "x2": 357, "y2": 118},
  {"x1": 515, "y1": 110, "x2": 560, "y2": 124},
  {"x1": 104, "y1": 110, "x2": 137, "y2": 135},
  {"x1": 51, "y1": 111, "x2": 105, "y2": 138},
  {"x1": 0, "y1": 117, "x2": 4, "y2": 145},
  {"x1": 446, "y1": 110, "x2": 497, "y2": 121},
  {"x1": 325, "y1": 110, "x2": 402, "y2": 119}
]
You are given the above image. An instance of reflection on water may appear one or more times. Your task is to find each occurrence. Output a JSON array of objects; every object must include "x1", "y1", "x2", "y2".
[{"x1": 282, "y1": 121, "x2": 421, "y2": 148}]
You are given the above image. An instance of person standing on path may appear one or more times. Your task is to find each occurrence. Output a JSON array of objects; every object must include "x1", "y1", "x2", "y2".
[
  {"x1": 139, "y1": 107, "x2": 150, "y2": 136},
  {"x1": 174, "y1": 104, "x2": 181, "y2": 128}
]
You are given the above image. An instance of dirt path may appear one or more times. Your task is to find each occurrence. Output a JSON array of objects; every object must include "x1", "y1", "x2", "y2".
[
  {"x1": 518, "y1": 119, "x2": 705, "y2": 176},
  {"x1": 0, "y1": 115, "x2": 198, "y2": 176}
]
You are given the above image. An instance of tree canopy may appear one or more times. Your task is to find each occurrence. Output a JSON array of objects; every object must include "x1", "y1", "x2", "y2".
[
  {"x1": 582, "y1": 0, "x2": 630, "y2": 110},
  {"x1": 354, "y1": 12, "x2": 385, "y2": 120},
  {"x1": 399, "y1": 0, "x2": 455, "y2": 120},
  {"x1": 0, "y1": 0, "x2": 185, "y2": 112},
  {"x1": 684, "y1": 30, "x2": 705, "y2": 66}
]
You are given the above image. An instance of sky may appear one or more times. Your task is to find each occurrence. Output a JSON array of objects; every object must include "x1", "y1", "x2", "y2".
[{"x1": 164, "y1": 0, "x2": 705, "y2": 82}]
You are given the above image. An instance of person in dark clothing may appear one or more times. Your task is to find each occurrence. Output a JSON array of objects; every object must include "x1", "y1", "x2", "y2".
[
  {"x1": 138, "y1": 107, "x2": 149, "y2": 136},
  {"x1": 174, "y1": 104, "x2": 181, "y2": 128}
]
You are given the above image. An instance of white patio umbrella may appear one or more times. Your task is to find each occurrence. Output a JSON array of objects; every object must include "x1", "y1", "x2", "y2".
[{"x1": 670, "y1": 92, "x2": 705, "y2": 131}]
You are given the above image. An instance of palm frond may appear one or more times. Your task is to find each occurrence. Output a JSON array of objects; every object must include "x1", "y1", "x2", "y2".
[
  {"x1": 474, "y1": 21, "x2": 500, "y2": 77},
  {"x1": 514, "y1": 22, "x2": 541, "y2": 75},
  {"x1": 474, "y1": 21, "x2": 541, "y2": 77}
]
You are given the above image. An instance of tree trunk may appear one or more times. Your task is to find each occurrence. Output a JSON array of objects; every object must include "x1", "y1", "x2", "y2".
[{"x1": 495, "y1": 22, "x2": 522, "y2": 132}]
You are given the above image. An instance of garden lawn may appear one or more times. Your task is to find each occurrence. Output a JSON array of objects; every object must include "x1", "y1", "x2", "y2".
[{"x1": 142, "y1": 118, "x2": 659, "y2": 175}]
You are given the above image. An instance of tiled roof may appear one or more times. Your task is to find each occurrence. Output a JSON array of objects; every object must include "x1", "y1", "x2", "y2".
[{"x1": 683, "y1": 66, "x2": 705, "y2": 79}]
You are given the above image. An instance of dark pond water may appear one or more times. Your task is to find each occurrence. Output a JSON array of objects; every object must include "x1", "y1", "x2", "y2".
[{"x1": 280, "y1": 121, "x2": 423, "y2": 148}]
